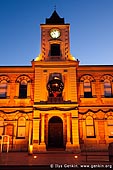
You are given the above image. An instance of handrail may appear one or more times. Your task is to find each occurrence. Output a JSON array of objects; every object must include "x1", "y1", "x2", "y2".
[{"x1": 0, "y1": 135, "x2": 10, "y2": 152}]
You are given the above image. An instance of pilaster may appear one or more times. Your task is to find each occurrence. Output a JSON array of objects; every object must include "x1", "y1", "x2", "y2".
[
  {"x1": 7, "y1": 83, "x2": 10, "y2": 98},
  {"x1": 100, "y1": 81, "x2": 104, "y2": 97},
  {"x1": 112, "y1": 82, "x2": 113, "y2": 96},
  {"x1": 66, "y1": 113, "x2": 72, "y2": 151},
  {"x1": 15, "y1": 83, "x2": 19, "y2": 98},
  {"x1": 33, "y1": 110, "x2": 40, "y2": 153},
  {"x1": 34, "y1": 68, "x2": 42, "y2": 102},
  {"x1": 80, "y1": 81, "x2": 84, "y2": 97},
  {"x1": 27, "y1": 83, "x2": 30, "y2": 97},
  {"x1": 92, "y1": 81, "x2": 96, "y2": 97},
  {"x1": 72, "y1": 110, "x2": 80, "y2": 152},
  {"x1": 69, "y1": 68, "x2": 77, "y2": 102}
]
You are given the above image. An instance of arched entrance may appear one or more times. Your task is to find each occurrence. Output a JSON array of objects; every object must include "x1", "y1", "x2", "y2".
[{"x1": 48, "y1": 116, "x2": 64, "y2": 148}]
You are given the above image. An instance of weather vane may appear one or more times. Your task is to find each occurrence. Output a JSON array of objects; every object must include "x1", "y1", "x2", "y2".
[{"x1": 54, "y1": 5, "x2": 56, "y2": 11}]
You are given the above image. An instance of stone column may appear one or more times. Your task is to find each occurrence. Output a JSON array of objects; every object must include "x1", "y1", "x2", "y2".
[
  {"x1": 28, "y1": 120, "x2": 33, "y2": 154},
  {"x1": 28, "y1": 120, "x2": 33, "y2": 145},
  {"x1": 66, "y1": 114, "x2": 72, "y2": 151},
  {"x1": 66, "y1": 114, "x2": 71, "y2": 144},
  {"x1": 41, "y1": 114, "x2": 45, "y2": 143}
]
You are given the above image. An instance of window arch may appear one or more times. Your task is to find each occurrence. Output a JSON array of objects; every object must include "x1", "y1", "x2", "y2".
[
  {"x1": 0, "y1": 117, "x2": 4, "y2": 138},
  {"x1": 104, "y1": 79, "x2": 112, "y2": 97},
  {"x1": 19, "y1": 80, "x2": 27, "y2": 98},
  {"x1": 17, "y1": 116, "x2": 26, "y2": 138},
  {"x1": 107, "y1": 116, "x2": 113, "y2": 137},
  {"x1": 86, "y1": 116, "x2": 95, "y2": 137},
  {"x1": 0, "y1": 80, "x2": 7, "y2": 98}
]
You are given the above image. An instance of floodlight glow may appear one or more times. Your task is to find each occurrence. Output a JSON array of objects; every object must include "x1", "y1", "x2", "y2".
[
  {"x1": 74, "y1": 155, "x2": 78, "y2": 159},
  {"x1": 33, "y1": 155, "x2": 37, "y2": 159}
]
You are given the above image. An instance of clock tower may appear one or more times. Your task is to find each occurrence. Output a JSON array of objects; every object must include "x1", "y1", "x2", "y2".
[
  {"x1": 32, "y1": 10, "x2": 80, "y2": 152},
  {"x1": 35, "y1": 10, "x2": 74, "y2": 62}
]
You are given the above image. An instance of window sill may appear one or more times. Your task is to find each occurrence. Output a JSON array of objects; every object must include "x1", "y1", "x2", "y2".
[
  {"x1": 16, "y1": 137, "x2": 25, "y2": 139},
  {"x1": 0, "y1": 96, "x2": 10, "y2": 99},
  {"x1": 14, "y1": 96, "x2": 30, "y2": 99},
  {"x1": 102, "y1": 96, "x2": 113, "y2": 98},
  {"x1": 86, "y1": 136, "x2": 96, "y2": 138},
  {"x1": 80, "y1": 95, "x2": 97, "y2": 98}
]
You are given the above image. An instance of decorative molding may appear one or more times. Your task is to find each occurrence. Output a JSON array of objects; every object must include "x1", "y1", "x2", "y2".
[
  {"x1": 79, "y1": 108, "x2": 113, "y2": 115},
  {"x1": 80, "y1": 74, "x2": 95, "y2": 82},
  {"x1": 34, "y1": 101, "x2": 77, "y2": 104},
  {"x1": 34, "y1": 106, "x2": 78, "y2": 111},
  {"x1": 0, "y1": 110, "x2": 32, "y2": 114},
  {"x1": 0, "y1": 75, "x2": 10, "y2": 83},
  {"x1": 100, "y1": 74, "x2": 113, "y2": 82},
  {"x1": 16, "y1": 74, "x2": 32, "y2": 83}
]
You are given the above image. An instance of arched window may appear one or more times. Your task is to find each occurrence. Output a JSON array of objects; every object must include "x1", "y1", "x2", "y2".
[
  {"x1": 104, "y1": 80, "x2": 112, "y2": 97},
  {"x1": 107, "y1": 116, "x2": 113, "y2": 137},
  {"x1": 86, "y1": 116, "x2": 95, "y2": 137},
  {"x1": 19, "y1": 80, "x2": 27, "y2": 98},
  {"x1": 84, "y1": 80, "x2": 92, "y2": 98},
  {"x1": 0, "y1": 80, "x2": 7, "y2": 98},
  {"x1": 0, "y1": 117, "x2": 4, "y2": 138},
  {"x1": 17, "y1": 117, "x2": 26, "y2": 138}
]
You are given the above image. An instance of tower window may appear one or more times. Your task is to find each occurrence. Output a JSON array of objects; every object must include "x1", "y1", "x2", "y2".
[{"x1": 51, "y1": 44, "x2": 60, "y2": 56}]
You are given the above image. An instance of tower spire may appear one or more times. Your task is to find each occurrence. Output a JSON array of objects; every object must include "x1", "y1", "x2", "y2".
[{"x1": 46, "y1": 9, "x2": 64, "y2": 24}]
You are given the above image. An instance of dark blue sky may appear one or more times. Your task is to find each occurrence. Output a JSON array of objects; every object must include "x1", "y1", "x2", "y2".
[{"x1": 0, "y1": 0, "x2": 113, "y2": 66}]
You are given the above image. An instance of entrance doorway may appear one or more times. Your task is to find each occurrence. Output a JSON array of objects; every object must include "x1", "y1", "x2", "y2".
[{"x1": 48, "y1": 116, "x2": 64, "y2": 148}]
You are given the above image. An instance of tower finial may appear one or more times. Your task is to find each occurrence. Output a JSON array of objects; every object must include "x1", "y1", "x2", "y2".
[{"x1": 54, "y1": 5, "x2": 56, "y2": 11}]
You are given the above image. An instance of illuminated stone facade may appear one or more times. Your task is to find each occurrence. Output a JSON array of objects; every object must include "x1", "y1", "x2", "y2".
[{"x1": 0, "y1": 11, "x2": 113, "y2": 152}]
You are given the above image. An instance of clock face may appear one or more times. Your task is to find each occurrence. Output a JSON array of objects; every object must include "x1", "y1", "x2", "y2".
[{"x1": 50, "y1": 29, "x2": 60, "y2": 39}]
